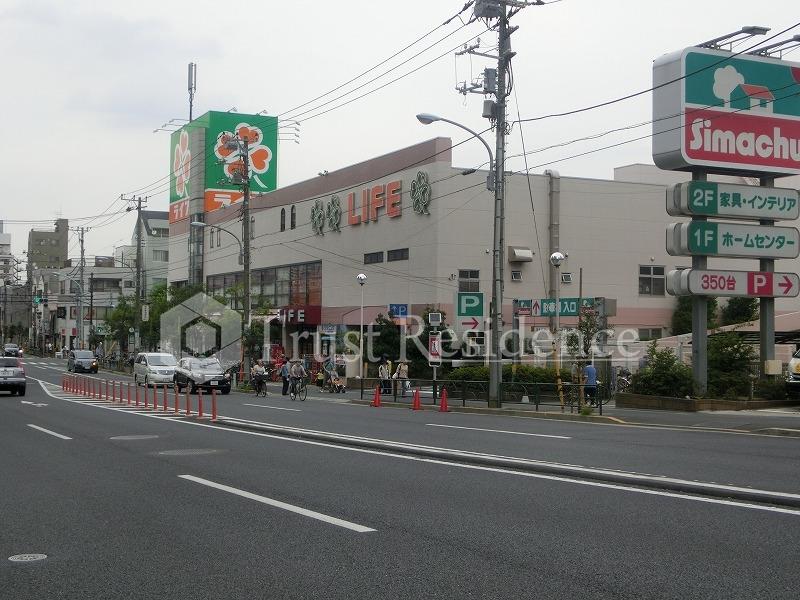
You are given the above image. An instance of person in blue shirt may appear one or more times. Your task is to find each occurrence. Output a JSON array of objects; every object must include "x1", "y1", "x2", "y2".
[
  {"x1": 280, "y1": 357, "x2": 290, "y2": 395},
  {"x1": 583, "y1": 363, "x2": 597, "y2": 405}
]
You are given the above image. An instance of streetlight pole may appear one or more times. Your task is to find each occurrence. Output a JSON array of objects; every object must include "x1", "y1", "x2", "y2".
[
  {"x1": 416, "y1": 112, "x2": 502, "y2": 406},
  {"x1": 356, "y1": 274, "x2": 367, "y2": 379},
  {"x1": 550, "y1": 251, "x2": 566, "y2": 409}
]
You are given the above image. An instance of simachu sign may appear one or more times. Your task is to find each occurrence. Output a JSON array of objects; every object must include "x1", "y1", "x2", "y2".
[
  {"x1": 311, "y1": 171, "x2": 431, "y2": 235},
  {"x1": 653, "y1": 47, "x2": 800, "y2": 176},
  {"x1": 169, "y1": 111, "x2": 279, "y2": 223}
]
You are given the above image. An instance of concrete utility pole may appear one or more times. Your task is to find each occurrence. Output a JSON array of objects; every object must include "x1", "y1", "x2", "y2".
[
  {"x1": 89, "y1": 272, "x2": 94, "y2": 345},
  {"x1": 241, "y1": 136, "x2": 251, "y2": 337},
  {"x1": 122, "y1": 195, "x2": 147, "y2": 352},
  {"x1": 77, "y1": 226, "x2": 86, "y2": 349}
]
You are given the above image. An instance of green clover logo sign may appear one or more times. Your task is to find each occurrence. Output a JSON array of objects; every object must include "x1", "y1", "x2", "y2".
[
  {"x1": 311, "y1": 199, "x2": 326, "y2": 235},
  {"x1": 326, "y1": 195, "x2": 342, "y2": 232},
  {"x1": 411, "y1": 171, "x2": 431, "y2": 215}
]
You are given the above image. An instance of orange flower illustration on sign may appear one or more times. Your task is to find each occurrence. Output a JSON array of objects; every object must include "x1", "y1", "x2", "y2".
[
  {"x1": 173, "y1": 130, "x2": 192, "y2": 198},
  {"x1": 214, "y1": 123, "x2": 273, "y2": 188}
]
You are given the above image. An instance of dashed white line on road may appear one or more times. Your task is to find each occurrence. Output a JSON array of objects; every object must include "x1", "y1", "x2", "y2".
[
  {"x1": 426, "y1": 423, "x2": 571, "y2": 439},
  {"x1": 243, "y1": 403, "x2": 302, "y2": 412},
  {"x1": 27, "y1": 424, "x2": 72, "y2": 440},
  {"x1": 178, "y1": 475, "x2": 375, "y2": 533}
]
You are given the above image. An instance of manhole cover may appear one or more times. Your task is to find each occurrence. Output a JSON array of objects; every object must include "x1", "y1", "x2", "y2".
[
  {"x1": 110, "y1": 435, "x2": 160, "y2": 441},
  {"x1": 158, "y1": 449, "x2": 222, "y2": 456},
  {"x1": 8, "y1": 554, "x2": 47, "y2": 563}
]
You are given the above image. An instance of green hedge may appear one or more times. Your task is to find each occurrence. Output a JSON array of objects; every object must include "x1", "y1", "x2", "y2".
[{"x1": 446, "y1": 364, "x2": 569, "y2": 384}]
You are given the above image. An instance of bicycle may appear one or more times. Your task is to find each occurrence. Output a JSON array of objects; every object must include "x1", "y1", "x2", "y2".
[
  {"x1": 252, "y1": 373, "x2": 268, "y2": 397},
  {"x1": 289, "y1": 377, "x2": 308, "y2": 402}
]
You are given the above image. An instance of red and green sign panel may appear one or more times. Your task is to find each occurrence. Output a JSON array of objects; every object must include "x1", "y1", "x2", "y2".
[
  {"x1": 169, "y1": 111, "x2": 278, "y2": 223},
  {"x1": 653, "y1": 47, "x2": 800, "y2": 176}
]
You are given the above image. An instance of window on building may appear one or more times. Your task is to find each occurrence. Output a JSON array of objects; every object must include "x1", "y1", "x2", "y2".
[
  {"x1": 638, "y1": 328, "x2": 663, "y2": 341},
  {"x1": 124, "y1": 280, "x2": 134, "y2": 288},
  {"x1": 458, "y1": 269, "x2": 480, "y2": 292},
  {"x1": 387, "y1": 248, "x2": 409, "y2": 262},
  {"x1": 153, "y1": 250, "x2": 169, "y2": 262},
  {"x1": 290, "y1": 206, "x2": 296, "y2": 230},
  {"x1": 364, "y1": 251, "x2": 384, "y2": 265},
  {"x1": 280, "y1": 208, "x2": 286, "y2": 232},
  {"x1": 639, "y1": 265, "x2": 665, "y2": 295},
  {"x1": 151, "y1": 227, "x2": 170, "y2": 237},
  {"x1": 152, "y1": 278, "x2": 167, "y2": 288},
  {"x1": 209, "y1": 228, "x2": 214, "y2": 248}
]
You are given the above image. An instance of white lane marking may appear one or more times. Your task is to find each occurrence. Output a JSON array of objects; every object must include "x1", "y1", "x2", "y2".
[
  {"x1": 243, "y1": 403, "x2": 302, "y2": 412},
  {"x1": 179, "y1": 475, "x2": 375, "y2": 533},
  {"x1": 27, "y1": 424, "x2": 72, "y2": 440},
  {"x1": 426, "y1": 423, "x2": 571, "y2": 440},
  {"x1": 28, "y1": 378, "x2": 800, "y2": 516}
]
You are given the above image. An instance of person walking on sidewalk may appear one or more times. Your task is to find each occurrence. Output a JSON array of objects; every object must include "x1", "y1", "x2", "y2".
[
  {"x1": 393, "y1": 360, "x2": 409, "y2": 397},
  {"x1": 378, "y1": 358, "x2": 390, "y2": 395},
  {"x1": 280, "y1": 357, "x2": 290, "y2": 396}
]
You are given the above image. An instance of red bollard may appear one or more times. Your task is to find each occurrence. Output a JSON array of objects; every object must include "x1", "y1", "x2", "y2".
[
  {"x1": 127, "y1": 382, "x2": 132, "y2": 405},
  {"x1": 135, "y1": 382, "x2": 140, "y2": 407},
  {"x1": 174, "y1": 386, "x2": 179, "y2": 414},
  {"x1": 411, "y1": 388, "x2": 422, "y2": 411},
  {"x1": 439, "y1": 387, "x2": 450, "y2": 413},
  {"x1": 198, "y1": 389, "x2": 204, "y2": 419},
  {"x1": 162, "y1": 385, "x2": 167, "y2": 411},
  {"x1": 211, "y1": 389, "x2": 217, "y2": 422},
  {"x1": 370, "y1": 385, "x2": 381, "y2": 407},
  {"x1": 105, "y1": 380, "x2": 109, "y2": 401},
  {"x1": 185, "y1": 388, "x2": 190, "y2": 416}
]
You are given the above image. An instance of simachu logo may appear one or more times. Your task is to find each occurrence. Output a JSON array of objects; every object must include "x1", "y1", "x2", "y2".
[{"x1": 653, "y1": 47, "x2": 800, "y2": 175}]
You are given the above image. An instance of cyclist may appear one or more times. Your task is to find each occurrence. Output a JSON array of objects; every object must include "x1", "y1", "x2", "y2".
[
  {"x1": 251, "y1": 359, "x2": 267, "y2": 396},
  {"x1": 289, "y1": 359, "x2": 308, "y2": 400}
]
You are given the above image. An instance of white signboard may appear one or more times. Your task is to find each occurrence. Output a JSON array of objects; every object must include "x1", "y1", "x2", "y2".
[
  {"x1": 667, "y1": 221, "x2": 800, "y2": 259},
  {"x1": 667, "y1": 181, "x2": 800, "y2": 221},
  {"x1": 667, "y1": 269, "x2": 800, "y2": 298}
]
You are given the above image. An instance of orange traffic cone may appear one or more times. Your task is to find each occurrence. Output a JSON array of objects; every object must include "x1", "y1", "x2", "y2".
[
  {"x1": 411, "y1": 388, "x2": 421, "y2": 411},
  {"x1": 439, "y1": 387, "x2": 450, "y2": 412},
  {"x1": 370, "y1": 385, "x2": 382, "y2": 407}
]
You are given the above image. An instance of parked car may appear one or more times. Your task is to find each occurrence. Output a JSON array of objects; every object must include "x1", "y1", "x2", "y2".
[
  {"x1": 0, "y1": 357, "x2": 26, "y2": 396},
  {"x1": 133, "y1": 352, "x2": 178, "y2": 387},
  {"x1": 67, "y1": 350, "x2": 98, "y2": 373},
  {"x1": 4, "y1": 343, "x2": 22, "y2": 358},
  {"x1": 174, "y1": 356, "x2": 231, "y2": 394}
]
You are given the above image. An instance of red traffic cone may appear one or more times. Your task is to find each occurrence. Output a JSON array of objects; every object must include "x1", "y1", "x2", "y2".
[
  {"x1": 439, "y1": 387, "x2": 450, "y2": 412},
  {"x1": 411, "y1": 388, "x2": 421, "y2": 411},
  {"x1": 371, "y1": 385, "x2": 382, "y2": 407}
]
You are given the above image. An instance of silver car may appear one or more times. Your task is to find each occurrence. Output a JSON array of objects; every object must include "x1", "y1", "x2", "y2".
[
  {"x1": 133, "y1": 353, "x2": 178, "y2": 387},
  {"x1": 0, "y1": 356, "x2": 26, "y2": 396}
]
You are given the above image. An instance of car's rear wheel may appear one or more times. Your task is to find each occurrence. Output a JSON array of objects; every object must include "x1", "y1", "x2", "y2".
[
  {"x1": 18, "y1": 387, "x2": 25, "y2": 397},
  {"x1": 221, "y1": 388, "x2": 230, "y2": 395}
]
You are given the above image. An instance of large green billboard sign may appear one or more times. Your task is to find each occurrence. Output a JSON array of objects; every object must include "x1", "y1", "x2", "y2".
[{"x1": 169, "y1": 111, "x2": 278, "y2": 222}]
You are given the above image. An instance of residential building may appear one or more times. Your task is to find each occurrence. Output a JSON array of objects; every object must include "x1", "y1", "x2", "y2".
[
  {"x1": 115, "y1": 210, "x2": 170, "y2": 299},
  {"x1": 26, "y1": 218, "x2": 68, "y2": 283}
]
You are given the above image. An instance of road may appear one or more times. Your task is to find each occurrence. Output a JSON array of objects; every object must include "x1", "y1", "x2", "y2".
[{"x1": 2, "y1": 359, "x2": 799, "y2": 599}]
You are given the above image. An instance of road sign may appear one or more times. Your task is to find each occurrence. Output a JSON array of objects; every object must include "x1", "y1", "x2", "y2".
[
  {"x1": 513, "y1": 299, "x2": 532, "y2": 316},
  {"x1": 540, "y1": 297, "x2": 595, "y2": 317},
  {"x1": 460, "y1": 316, "x2": 481, "y2": 330},
  {"x1": 667, "y1": 221, "x2": 800, "y2": 259},
  {"x1": 667, "y1": 181, "x2": 800, "y2": 221},
  {"x1": 95, "y1": 323, "x2": 109, "y2": 336},
  {"x1": 320, "y1": 323, "x2": 337, "y2": 335},
  {"x1": 141, "y1": 304, "x2": 150, "y2": 322},
  {"x1": 456, "y1": 292, "x2": 484, "y2": 318},
  {"x1": 667, "y1": 269, "x2": 800, "y2": 298},
  {"x1": 428, "y1": 312, "x2": 442, "y2": 326},
  {"x1": 388, "y1": 303, "x2": 408, "y2": 317},
  {"x1": 428, "y1": 332, "x2": 442, "y2": 366}
]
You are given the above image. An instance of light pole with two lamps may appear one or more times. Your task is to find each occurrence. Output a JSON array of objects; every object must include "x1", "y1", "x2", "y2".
[
  {"x1": 550, "y1": 251, "x2": 567, "y2": 409},
  {"x1": 416, "y1": 113, "x2": 503, "y2": 407}
]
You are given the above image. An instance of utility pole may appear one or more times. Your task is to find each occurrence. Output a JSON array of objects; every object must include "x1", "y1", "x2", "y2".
[
  {"x1": 122, "y1": 195, "x2": 147, "y2": 352},
  {"x1": 89, "y1": 273, "x2": 94, "y2": 347},
  {"x1": 241, "y1": 136, "x2": 252, "y2": 377},
  {"x1": 77, "y1": 226, "x2": 87, "y2": 350}
]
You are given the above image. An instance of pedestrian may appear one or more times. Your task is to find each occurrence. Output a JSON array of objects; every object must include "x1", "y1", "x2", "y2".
[
  {"x1": 280, "y1": 356, "x2": 290, "y2": 396},
  {"x1": 583, "y1": 362, "x2": 597, "y2": 405},
  {"x1": 378, "y1": 358, "x2": 390, "y2": 395},
  {"x1": 394, "y1": 360, "x2": 409, "y2": 397}
]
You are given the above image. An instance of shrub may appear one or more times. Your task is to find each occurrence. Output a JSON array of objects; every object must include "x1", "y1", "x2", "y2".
[
  {"x1": 631, "y1": 341, "x2": 694, "y2": 398},
  {"x1": 445, "y1": 364, "x2": 569, "y2": 384},
  {"x1": 755, "y1": 378, "x2": 786, "y2": 401},
  {"x1": 707, "y1": 331, "x2": 756, "y2": 398}
]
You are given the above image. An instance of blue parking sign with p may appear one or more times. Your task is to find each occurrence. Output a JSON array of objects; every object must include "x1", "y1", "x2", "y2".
[{"x1": 389, "y1": 303, "x2": 409, "y2": 317}]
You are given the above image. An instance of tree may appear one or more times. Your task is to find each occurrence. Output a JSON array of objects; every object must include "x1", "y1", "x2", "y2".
[
  {"x1": 720, "y1": 297, "x2": 759, "y2": 326},
  {"x1": 140, "y1": 283, "x2": 170, "y2": 351},
  {"x1": 707, "y1": 331, "x2": 756, "y2": 398},
  {"x1": 106, "y1": 296, "x2": 135, "y2": 351},
  {"x1": 671, "y1": 296, "x2": 718, "y2": 335},
  {"x1": 631, "y1": 341, "x2": 694, "y2": 398}
]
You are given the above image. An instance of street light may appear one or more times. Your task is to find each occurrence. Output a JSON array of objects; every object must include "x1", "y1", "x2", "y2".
[
  {"x1": 550, "y1": 251, "x2": 566, "y2": 409},
  {"x1": 417, "y1": 112, "x2": 503, "y2": 407},
  {"x1": 357, "y1": 273, "x2": 367, "y2": 379}
]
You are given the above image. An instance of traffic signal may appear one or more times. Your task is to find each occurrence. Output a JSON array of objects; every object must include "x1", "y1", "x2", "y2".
[{"x1": 33, "y1": 295, "x2": 41, "y2": 304}]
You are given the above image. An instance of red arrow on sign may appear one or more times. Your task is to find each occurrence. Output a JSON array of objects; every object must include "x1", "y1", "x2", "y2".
[
  {"x1": 779, "y1": 275, "x2": 794, "y2": 295},
  {"x1": 461, "y1": 317, "x2": 479, "y2": 329}
]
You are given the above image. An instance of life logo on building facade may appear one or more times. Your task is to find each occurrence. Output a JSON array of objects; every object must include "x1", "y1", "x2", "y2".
[
  {"x1": 173, "y1": 130, "x2": 192, "y2": 200},
  {"x1": 312, "y1": 171, "x2": 431, "y2": 235},
  {"x1": 653, "y1": 47, "x2": 800, "y2": 175}
]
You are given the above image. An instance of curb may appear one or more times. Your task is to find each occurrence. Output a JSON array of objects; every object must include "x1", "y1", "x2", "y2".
[
  {"x1": 216, "y1": 417, "x2": 800, "y2": 509},
  {"x1": 753, "y1": 428, "x2": 800, "y2": 438},
  {"x1": 347, "y1": 399, "x2": 626, "y2": 424}
]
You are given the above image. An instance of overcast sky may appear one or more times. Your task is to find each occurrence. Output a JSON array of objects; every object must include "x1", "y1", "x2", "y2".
[{"x1": 1, "y1": 0, "x2": 796, "y2": 262}]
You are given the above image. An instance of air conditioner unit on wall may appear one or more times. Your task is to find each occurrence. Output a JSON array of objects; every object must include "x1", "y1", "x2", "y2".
[{"x1": 561, "y1": 272, "x2": 573, "y2": 284}]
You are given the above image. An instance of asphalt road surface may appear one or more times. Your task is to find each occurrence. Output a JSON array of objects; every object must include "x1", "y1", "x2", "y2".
[{"x1": 2, "y1": 359, "x2": 799, "y2": 599}]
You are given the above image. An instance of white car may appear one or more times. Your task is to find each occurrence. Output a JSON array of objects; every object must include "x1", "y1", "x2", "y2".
[
  {"x1": 133, "y1": 352, "x2": 177, "y2": 387},
  {"x1": 787, "y1": 350, "x2": 800, "y2": 396}
]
